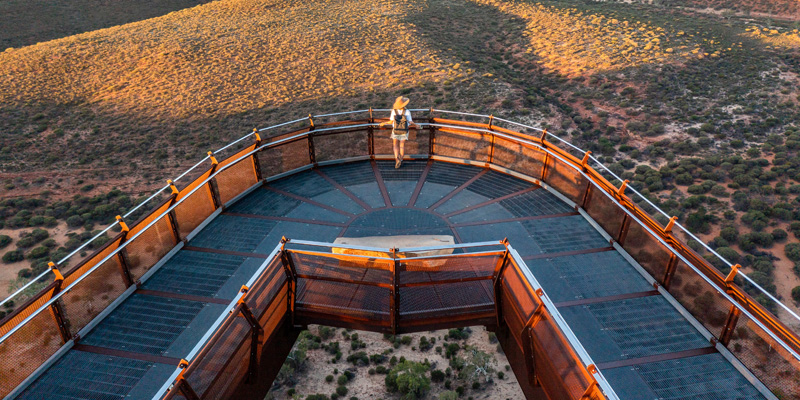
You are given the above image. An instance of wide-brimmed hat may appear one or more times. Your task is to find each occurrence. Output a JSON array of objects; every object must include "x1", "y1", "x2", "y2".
[{"x1": 393, "y1": 96, "x2": 410, "y2": 110}]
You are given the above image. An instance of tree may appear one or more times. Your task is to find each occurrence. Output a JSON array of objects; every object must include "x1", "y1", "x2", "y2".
[
  {"x1": 459, "y1": 346, "x2": 496, "y2": 383},
  {"x1": 0, "y1": 235, "x2": 11, "y2": 249},
  {"x1": 385, "y1": 361, "x2": 431, "y2": 400}
]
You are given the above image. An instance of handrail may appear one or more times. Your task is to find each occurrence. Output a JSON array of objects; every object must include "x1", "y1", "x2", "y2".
[
  {"x1": 508, "y1": 245, "x2": 620, "y2": 400},
  {"x1": 3, "y1": 109, "x2": 798, "y2": 399},
  {"x1": 419, "y1": 120, "x2": 800, "y2": 362},
  {"x1": 150, "y1": 239, "x2": 619, "y2": 400},
  {"x1": 419, "y1": 120, "x2": 800, "y2": 332},
  {"x1": 4, "y1": 112, "x2": 797, "y2": 350}
]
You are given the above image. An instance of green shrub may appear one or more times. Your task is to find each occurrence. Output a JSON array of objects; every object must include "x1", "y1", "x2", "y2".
[
  {"x1": 385, "y1": 361, "x2": 431, "y2": 399},
  {"x1": 787, "y1": 243, "x2": 800, "y2": 262},
  {"x1": 326, "y1": 375, "x2": 334, "y2": 383},
  {"x1": 3, "y1": 249, "x2": 24, "y2": 263},
  {"x1": 431, "y1": 369, "x2": 445, "y2": 382},
  {"x1": 792, "y1": 286, "x2": 800, "y2": 303},
  {"x1": 27, "y1": 246, "x2": 50, "y2": 259},
  {"x1": 66, "y1": 215, "x2": 84, "y2": 227},
  {"x1": 0, "y1": 235, "x2": 11, "y2": 249},
  {"x1": 336, "y1": 386, "x2": 348, "y2": 396},
  {"x1": 337, "y1": 375, "x2": 348, "y2": 385}
]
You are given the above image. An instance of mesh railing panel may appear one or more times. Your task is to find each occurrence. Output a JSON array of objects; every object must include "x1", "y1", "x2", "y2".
[
  {"x1": 313, "y1": 130, "x2": 369, "y2": 162},
  {"x1": 501, "y1": 263, "x2": 538, "y2": 348},
  {"x1": 621, "y1": 221, "x2": 671, "y2": 282},
  {"x1": 0, "y1": 284, "x2": 56, "y2": 340},
  {"x1": 542, "y1": 159, "x2": 587, "y2": 205},
  {"x1": 256, "y1": 138, "x2": 310, "y2": 178},
  {"x1": 432, "y1": 129, "x2": 491, "y2": 162},
  {"x1": 399, "y1": 280, "x2": 494, "y2": 320},
  {"x1": 290, "y1": 252, "x2": 392, "y2": 285},
  {"x1": 245, "y1": 259, "x2": 287, "y2": 319},
  {"x1": 215, "y1": 155, "x2": 259, "y2": 206},
  {"x1": 583, "y1": 188, "x2": 626, "y2": 240},
  {"x1": 531, "y1": 308, "x2": 594, "y2": 400},
  {"x1": 491, "y1": 138, "x2": 546, "y2": 179},
  {"x1": 295, "y1": 279, "x2": 390, "y2": 322},
  {"x1": 0, "y1": 308, "x2": 63, "y2": 398},
  {"x1": 374, "y1": 129, "x2": 430, "y2": 156},
  {"x1": 125, "y1": 213, "x2": 178, "y2": 281},
  {"x1": 185, "y1": 315, "x2": 252, "y2": 398},
  {"x1": 60, "y1": 256, "x2": 127, "y2": 334},
  {"x1": 173, "y1": 182, "x2": 217, "y2": 240},
  {"x1": 729, "y1": 314, "x2": 800, "y2": 399},
  {"x1": 62, "y1": 236, "x2": 124, "y2": 287},
  {"x1": 259, "y1": 286, "x2": 288, "y2": 339},
  {"x1": 664, "y1": 260, "x2": 731, "y2": 337},
  {"x1": 397, "y1": 255, "x2": 498, "y2": 285}
]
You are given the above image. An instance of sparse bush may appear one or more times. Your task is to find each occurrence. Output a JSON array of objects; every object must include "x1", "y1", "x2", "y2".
[
  {"x1": 0, "y1": 235, "x2": 11, "y2": 249},
  {"x1": 431, "y1": 369, "x2": 445, "y2": 382},
  {"x1": 385, "y1": 361, "x2": 431, "y2": 399},
  {"x1": 786, "y1": 243, "x2": 800, "y2": 262},
  {"x1": 326, "y1": 375, "x2": 334, "y2": 383},
  {"x1": 3, "y1": 249, "x2": 24, "y2": 263}
]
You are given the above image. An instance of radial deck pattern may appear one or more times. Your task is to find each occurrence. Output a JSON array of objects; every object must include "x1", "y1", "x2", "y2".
[{"x1": 16, "y1": 160, "x2": 766, "y2": 400}]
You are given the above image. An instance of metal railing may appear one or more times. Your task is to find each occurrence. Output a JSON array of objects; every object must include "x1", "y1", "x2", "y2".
[
  {"x1": 1, "y1": 108, "x2": 798, "y2": 399},
  {"x1": 152, "y1": 239, "x2": 617, "y2": 400}
]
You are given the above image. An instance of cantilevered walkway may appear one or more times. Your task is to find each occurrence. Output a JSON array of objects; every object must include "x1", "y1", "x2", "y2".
[{"x1": 13, "y1": 160, "x2": 770, "y2": 400}]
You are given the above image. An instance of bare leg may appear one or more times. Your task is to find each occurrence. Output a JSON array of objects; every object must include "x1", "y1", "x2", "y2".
[
  {"x1": 393, "y1": 139, "x2": 400, "y2": 168},
  {"x1": 399, "y1": 140, "x2": 405, "y2": 165}
]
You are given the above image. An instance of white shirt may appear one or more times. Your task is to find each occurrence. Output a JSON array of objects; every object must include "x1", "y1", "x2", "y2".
[{"x1": 389, "y1": 108, "x2": 413, "y2": 125}]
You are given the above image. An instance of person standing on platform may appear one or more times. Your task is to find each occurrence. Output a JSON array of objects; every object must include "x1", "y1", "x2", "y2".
[{"x1": 380, "y1": 96, "x2": 416, "y2": 168}]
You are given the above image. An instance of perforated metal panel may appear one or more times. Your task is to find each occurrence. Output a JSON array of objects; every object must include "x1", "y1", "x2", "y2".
[
  {"x1": 561, "y1": 296, "x2": 709, "y2": 363},
  {"x1": 603, "y1": 353, "x2": 767, "y2": 400},
  {"x1": 142, "y1": 250, "x2": 245, "y2": 297},
  {"x1": 18, "y1": 350, "x2": 156, "y2": 400},
  {"x1": 81, "y1": 294, "x2": 205, "y2": 355},
  {"x1": 189, "y1": 214, "x2": 275, "y2": 253},
  {"x1": 522, "y1": 215, "x2": 608, "y2": 254},
  {"x1": 526, "y1": 251, "x2": 652, "y2": 303}
]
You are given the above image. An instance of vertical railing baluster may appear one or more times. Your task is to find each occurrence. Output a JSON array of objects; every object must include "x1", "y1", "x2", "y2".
[
  {"x1": 252, "y1": 129, "x2": 264, "y2": 182},
  {"x1": 47, "y1": 263, "x2": 72, "y2": 343},
  {"x1": 166, "y1": 180, "x2": 182, "y2": 243},
  {"x1": 114, "y1": 216, "x2": 134, "y2": 287}
]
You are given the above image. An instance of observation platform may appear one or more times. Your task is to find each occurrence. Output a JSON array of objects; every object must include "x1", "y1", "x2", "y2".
[{"x1": 11, "y1": 160, "x2": 769, "y2": 400}]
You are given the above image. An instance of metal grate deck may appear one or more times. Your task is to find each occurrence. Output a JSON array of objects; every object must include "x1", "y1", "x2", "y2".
[{"x1": 17, "y1": 160, "x2": 768, "y2": 400}]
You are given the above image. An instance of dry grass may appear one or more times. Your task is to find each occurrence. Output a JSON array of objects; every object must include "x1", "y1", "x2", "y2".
[
  {"x1": 0, "y1": 0, "x2": 455, "y2": 123},
  {"x1": 470, "y1": 0, "x2": 711, "y2": 76}
]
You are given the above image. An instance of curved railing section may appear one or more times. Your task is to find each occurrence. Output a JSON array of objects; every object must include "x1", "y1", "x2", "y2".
[
  {"x1": 151, "y1": 239, "x2": 616, "y2": 400},
  {"x1": 0, "y1": 109, "x2": 798, "y2": 399}
]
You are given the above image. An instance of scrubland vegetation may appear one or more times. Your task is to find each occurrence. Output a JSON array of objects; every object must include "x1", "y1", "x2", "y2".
[
  {"x1": 267, "y1": 325, "x2": 518, "y2": 400},
  {"x1": 1, "y1": 0, "x2": 800, "y2": 377}
]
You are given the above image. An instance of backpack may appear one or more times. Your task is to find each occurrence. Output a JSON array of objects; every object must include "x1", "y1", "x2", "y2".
[{"x1": 392, "y1": 109, "x2": 409, "y2": 134}]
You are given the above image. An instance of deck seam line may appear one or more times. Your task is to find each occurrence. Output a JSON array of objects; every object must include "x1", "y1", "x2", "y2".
[
  {"x1": 183, "y1": 245, "x2": 271, "y2": 259},
  {"x1": 595, "y1": 346, "x2": 717, "y2": 370},
  {"x1": 223, "y1": 211, "x2": 347, "y2": 227},
  {"x1": 371, "y1": 160, "x2": 393, "y2": 207},
  {"x1": 444, "y1": 186, "x2": 540, "y2": 218},
  {"x1": 429, "y1": 169, "x2": 487, "y2": 211},
  {"x1": 552, "y1": 290, "x2": 660, "y2": 308},
  {"x1": 450, "y1": 211, "x2": 579, "y2": 227},
  {"x1": 73, "y1": 344, "x2": 183, "y2": 366},
  {"x1": 315, "y1": 168, "x2": 372, "y2": 211},
  {"x1": 135, "y1": 289, "x2": 231, "y2": 305},
  {"x1": 523, "y1": 246, "x2": 615, "y2": 260},
  {"x1": 408, "y1": 160, "x2": 433, "y2": 207},
  {"x1": 262, "y1": 186, "x2": 354, "y2": 217}
]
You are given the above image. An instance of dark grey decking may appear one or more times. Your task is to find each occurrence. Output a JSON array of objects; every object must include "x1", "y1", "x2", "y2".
[{"x1": 16, "y1": 160, "x2": 767, "y2": 400}]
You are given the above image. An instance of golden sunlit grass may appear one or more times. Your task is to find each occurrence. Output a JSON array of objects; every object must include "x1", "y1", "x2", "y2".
[
  {"x1": 745, "y1": 26, "x2": 800, "y2": 49},
  {"x1": 0, "y1": 0, "x2": 456, "y2": 122},
  {"x1": 469, "y1": 0, "x2": 712, "y2": 76}
]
